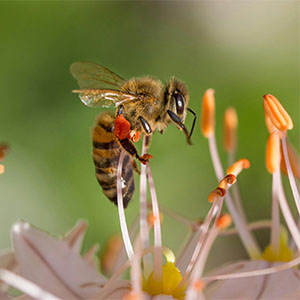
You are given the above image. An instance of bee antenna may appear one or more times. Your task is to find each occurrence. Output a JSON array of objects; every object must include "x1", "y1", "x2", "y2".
[{"x1": 187, "y1": 108, "x2": 197, "y2": 140}]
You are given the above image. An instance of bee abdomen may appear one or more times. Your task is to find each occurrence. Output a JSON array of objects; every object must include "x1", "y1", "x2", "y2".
[{"x1": 92, "y1": 112, "x2": 135, "y2": 208}]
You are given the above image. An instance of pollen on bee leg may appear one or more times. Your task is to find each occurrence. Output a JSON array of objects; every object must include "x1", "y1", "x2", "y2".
[
  {"x1": 114, "y1": 114, "x2": 131, "y2": 140},
  {"x1": 208, "y1": 187, "x2": 226, "y2": 203},
  {"x1": 266, "y1": 131, "x2": 281, "y2": 174},
  {"x1": 226, "y1": 159, "x2": 250, "y2": 177},
  {"x1": 217, "y1": 214, "x2": 232, "y2": 230},
  {"x1": 263, "y1": 94, "x2": 293, "y2": 131},
  {"x1": 128, "y1": 130, "x2": 140, "y2": 143},
  {"x1": 201, "y1": 89, "x2": 215, "y2": 138}
]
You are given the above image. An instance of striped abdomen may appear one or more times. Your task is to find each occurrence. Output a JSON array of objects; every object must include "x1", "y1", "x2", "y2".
[{"x1": 92, "y1": 112, "x2": 134, "y2": 208}]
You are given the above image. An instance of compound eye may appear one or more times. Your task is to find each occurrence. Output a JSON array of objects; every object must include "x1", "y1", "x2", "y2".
[{"x1": 174, "y1": 93, "x2": 185, "y2": 115}]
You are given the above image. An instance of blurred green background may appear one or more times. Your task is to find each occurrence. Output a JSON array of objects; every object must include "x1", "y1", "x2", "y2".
[{"x1": 0, "y1": 2, "x2": 299, "y2": 269}]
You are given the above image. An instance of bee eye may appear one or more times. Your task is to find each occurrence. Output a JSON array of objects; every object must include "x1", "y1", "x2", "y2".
[{"x1": 173, "y1": 93, "x2": 185, "y2": 115}]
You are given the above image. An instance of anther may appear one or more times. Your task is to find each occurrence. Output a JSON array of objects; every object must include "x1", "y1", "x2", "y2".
[
  {"x1": 217, "y1": 214, "x2": 232, "y2": 230},
  {"x1": 0, "y1": 164, "x2": 4, "y2": 175},
  {"x1": 147, "y1": 212, "x2": 163, "y2": 228},
  {"x1": 219, "y1": 174, "x2": 236, "y2": 189},
  {"x1": 223, "y1": 107, "x2": 238, "y2": 152},
  {"x1": 226, "y1": 159, "x2": 250, "y2": 177},
  {"x1": 100, "y1": 234, "x2": 123, "y2": 275},
  {"x1": 0, "y1": 144, "x2": 9, "y2": 161},
  {"x1": 192, "y1": 279, "x2": 205, "y2": 292},
  {"x1": 122, "y1": 291, "x2": 143, "y2": 300},
  {"x1": 266, "y1": 131, "x2": 281, "y2": 174},
  {"x1": 263, "y1": 94, "x2": 293, "y2": 131},
  {"x1": 208, "y1": 187, "x2": 226, "y2": 203},
  {"x1": 201, "y1": 89, "x2": 215, "y2": 138}
]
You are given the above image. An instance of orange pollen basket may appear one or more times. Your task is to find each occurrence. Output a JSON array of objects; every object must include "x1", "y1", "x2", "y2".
[
  {"x1": 263, "y1": 94, "x2": 293, "y2": 131},
  {"x1": 266, "y1": 131, "x2": 281, "y2": 174},
  {"x1": 114, "y1": 114, "x2": 131, "y2": 140},
  {"x1": 201, "y1": 89, "x2": 215, "y2": 138}
]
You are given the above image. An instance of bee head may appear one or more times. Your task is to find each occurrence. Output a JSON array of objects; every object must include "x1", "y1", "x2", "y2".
[{"x1": 164, "y1": 77, "x2": 189, "y2": 122}]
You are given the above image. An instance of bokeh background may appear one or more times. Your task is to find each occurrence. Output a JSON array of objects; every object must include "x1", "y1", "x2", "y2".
[{"x1": 0, "y1": 1, "x2": 299, "y2": 270}]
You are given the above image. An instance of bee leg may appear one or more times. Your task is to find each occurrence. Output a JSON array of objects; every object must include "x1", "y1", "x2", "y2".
[
  {"x1": 119, "y1": 137, "x2": 152, "y2": 165},
  {"x1": 131, "y1": 160, "x2": 141, "y2": 175},
  {"x1": 167, "y1": 110, "x2": 192, "y2": 145},
  {"x1": 138, "y1": 116, "x2": 152, "y2": 135}
]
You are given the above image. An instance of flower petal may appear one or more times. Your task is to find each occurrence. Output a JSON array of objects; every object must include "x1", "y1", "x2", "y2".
[
  {"x1": 12, "y1": 221, "x2": 106, "y2": 299},
  {"x1": 63, "y1": 220, "x2": 88, "y2": 253},
  {"x1": 89, "y1": 280, "x2": 130, "y2": 299},
  {"x1": 205, "y1": 260, "x2": 300, "y2": 299},
  {"x1": 0, "y1": 250, "x2": 17, "y2": 271}
]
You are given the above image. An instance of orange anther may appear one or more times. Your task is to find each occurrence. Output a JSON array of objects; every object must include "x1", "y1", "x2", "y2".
[
  {"x1": 226, "y1": 159, "x2": 250, "y2": 177},
  {"x1": 217, "y1": 214, "x2": 232, "y2": 229},
  {"x1": 193, "y1": 279, "x2": 205, "y2": 291},
  {"x1": 223, "y1": 107, "x2": 238, "y2": 152},
  {"x1": 208, "y1": 187, "x2": 226, "y2": 203},
  {"x1": 0, "y1": 144, "x2": 9, "y2": 162},
  {"x1": 201, "y1": 89, "x2": 215, "y2": 138},
  {"x1": 122, "y1": 291, "x2": 143, "y2": 300},
  {"x1": 147, "y1": 211, "x2": 163, "y2": 227},
  {"x1": 219, "y1": 174, "x2": 236, "y2": 189},
  {"x1": 0, "y1": 164, "x2": 4, "y2": 175},
  {"x1": 264, "y1": 112, "x2": 277, "y2": 134},
  {"x1": 100, "y1": 234, "x2": 123, "y2": 275},
  {"x1": 263, "y1": 94, "x2": 293, "y2": 131},
  {"x1": 114, "y1": 114, "x2": 131, "y2": 140},
  {"x1": 266, "y1": 132, "x2": 281, "y2": 174},
  {"x1": 280, "y1": 140, "x2": 300, "y2": 179}
]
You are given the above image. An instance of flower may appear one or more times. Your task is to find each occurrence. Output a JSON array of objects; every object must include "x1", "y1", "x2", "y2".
[{"x1": 0, "y1": 92, "x2": 299, "y2": 299}]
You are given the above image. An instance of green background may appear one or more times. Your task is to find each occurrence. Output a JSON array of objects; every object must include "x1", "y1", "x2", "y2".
[{"x1": 0, "y1": 2, "x2": 299, "y2": 269}]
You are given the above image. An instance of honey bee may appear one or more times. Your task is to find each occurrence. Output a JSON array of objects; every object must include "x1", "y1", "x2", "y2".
[{"x1": 70, "y1": 62, "x2": 196, "y2": 207}]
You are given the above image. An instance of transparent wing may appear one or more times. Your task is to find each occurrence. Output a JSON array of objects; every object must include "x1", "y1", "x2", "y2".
[
  {"x1": 73, "y1": 89, "x2": 139, "y2": 108},
  {"x1": 70, "y1": 62, "x2": 125, "y2": 89}
]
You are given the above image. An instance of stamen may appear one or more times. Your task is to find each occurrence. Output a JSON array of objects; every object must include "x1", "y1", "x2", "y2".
[
  {"x1": 192, "y1": 280, "x2": 205, "y2": 292},
  {"x1": 122, "y1": 291, "x2": 144, "y2": 300},
  {"x1": 147, "y1": 211, "x2": 163, "y2": 228},
  {"x1": 146, "y1": 163, "x2": 163, "y2": 283},
  {"x1": 117, "y1": 150, "x2": 134, "y2": 260},
  {"x1": 264, "y1": 112, "x2": 277, "y2": 133},
  {"x1": 218, "y1": 174, "x2": 236, "y2": 189},
  {"x1": 223, "y1": 107, "x2": 238, "y2": 154},
  {"x1": 266, "y1": 132, "x2": 281, "y2": 174},
  {"x1": 130, "y1": 237, "x2": 142, "y2": 296},
  {"x1": 208, "y1": 187, "x2": 226, "y2": 203},
  {"x1": 280, "y1": 140, "x2": 300, "y2": 179},
  {"x1": 281, "y1": 135, "x2": 300, "y2": 214},
  {"x1": 0, "y1": 164, "x2": 4, "y2": 175},
  {"x1": 100, "y1": 234, "x2": 123, "y2": 275},
  {"x1": 226, "y1": 159, "x2": 250, "y2": 177},
  {"x1": 263, "y1": 94, "x2": 293, "y2": 131},
  {"x1": 139, "y1": 136, "x2": 152, "y2": 276},
  {"x1": 216, "y1": 214, "x2": 232, "y2": 230},
  {"x1": 203, "y1": 255, "x2": 300, "y2": 281},
  {"x1": 201, "y1": 89, "x2": 215, "y2": 138}
]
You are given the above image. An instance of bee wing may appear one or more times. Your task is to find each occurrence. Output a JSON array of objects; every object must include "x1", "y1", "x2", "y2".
[
  {"x1": 70, "y1": 61, "x2": 125, "y2": 89},
  {"x1": 73, "y1": 89, "x2": 139, "y2": 108}
]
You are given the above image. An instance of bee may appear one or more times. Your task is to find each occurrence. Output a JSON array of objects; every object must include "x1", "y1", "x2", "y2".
[{"x1": 70, "y1": 62, "x2": 196, "y2": 207}]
